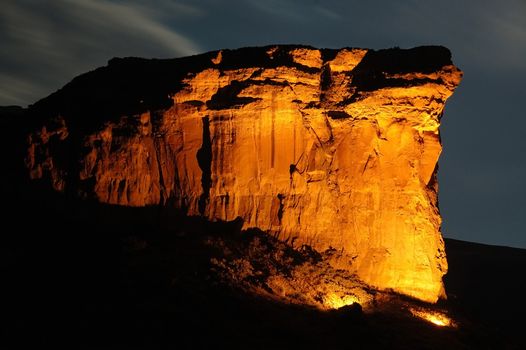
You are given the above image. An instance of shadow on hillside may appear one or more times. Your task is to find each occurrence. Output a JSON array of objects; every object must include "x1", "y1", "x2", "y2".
[
  {"x1": 0, "y1": 180, "x2": 469, "y2": 349},
  {"x1": 2, "y1": 181, "x2": 520, "y2": 348},
  {"x1": 444, "y1": 238, "x2": 526, "y2": 348}
]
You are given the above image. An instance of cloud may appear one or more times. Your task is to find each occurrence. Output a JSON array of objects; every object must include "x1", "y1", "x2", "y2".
[
  {"x1": 59, "y1": 0, "x2": 201, "y2": 56},
  {"x1": 0, "y1": 0, "x2": 202, "y2": 105},
  {"x1": 247, "y1": 0, "x2": 307, "y2": 22},
  {"x1": 385, "y1": 0, "x2": 526, "y2": 72},
  {"x1": 246, "y1": 0, "x2": 341, "y2": 23},
  {"x1": 0, "y1": 73, "x2": 43, "y2": 106},
  {"x1": 482, "y1": 6, "x2": 526, "y2": 69},
  {"x1": 313, "y1": 5, "x2": 342, "y2": 21}
]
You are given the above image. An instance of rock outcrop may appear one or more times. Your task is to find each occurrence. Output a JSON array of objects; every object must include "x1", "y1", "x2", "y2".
[{"x1": 25, "y1": 45, "x2": 462, "y2": 303}]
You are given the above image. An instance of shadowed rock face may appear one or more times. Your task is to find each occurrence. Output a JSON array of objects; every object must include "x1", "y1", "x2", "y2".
[{"x1": 25, "y1": 45, "x2": 462, "y2": 303}]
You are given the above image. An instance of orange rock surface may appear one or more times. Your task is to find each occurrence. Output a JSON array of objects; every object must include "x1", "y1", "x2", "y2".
[{"x1": 26, "y1": 45, "x2": 462, "y2": 303}]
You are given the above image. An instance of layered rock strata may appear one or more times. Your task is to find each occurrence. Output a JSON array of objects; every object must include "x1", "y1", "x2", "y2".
[{"x1": 26, "y1": 45, "x2": 462, "y2": 302}]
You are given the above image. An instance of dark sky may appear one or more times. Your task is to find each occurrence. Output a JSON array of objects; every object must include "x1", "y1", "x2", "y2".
[{"x1": 1, "y1": 0, "x2": 525, "y2": 248}]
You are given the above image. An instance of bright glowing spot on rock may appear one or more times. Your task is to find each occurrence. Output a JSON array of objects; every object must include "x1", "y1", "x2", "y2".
[
  {"x1": 324, "y1": 293, "x2": 359, "y2": 309},
  {"x1": 410, "y1": 307, "x2": 455, "y2": 327}
]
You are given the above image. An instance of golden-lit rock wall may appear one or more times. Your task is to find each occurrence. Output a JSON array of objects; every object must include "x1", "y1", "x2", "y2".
[{"x1": 26, "y1": 45, "x2": 462, "y2": 302}]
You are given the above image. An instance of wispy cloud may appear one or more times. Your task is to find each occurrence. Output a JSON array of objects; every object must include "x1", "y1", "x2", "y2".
[
  {"x1": 0, "y1": 73, "x2": 43, "y2": 106},
  {"x1": 313, "y1": 5, "x2": 342, "y2": 21},
  {"x1": 247, "y1": 0, "x2": 308, "y2": 22},
  {"x1": 2, "y1": 0, "x2": 525, "y2": 106},
  {"x1": 482, "y1": 6, "x2": 526, "y2": 69},
  {"x1": 0, "y1": 0, "x2": 202, "y2": 105},
  {"x1": 247, "y1": 0, "x2": 342, "y2": 22}
]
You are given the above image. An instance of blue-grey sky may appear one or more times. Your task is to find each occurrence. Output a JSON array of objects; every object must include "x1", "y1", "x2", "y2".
[{"x1": 1, "y1": 0, "x2": 525, "y2": 248}]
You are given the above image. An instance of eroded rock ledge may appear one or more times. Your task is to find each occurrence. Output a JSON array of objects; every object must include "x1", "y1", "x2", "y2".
[{"x1": 25, "y1": 45, "x2": 462, "y2": 303}]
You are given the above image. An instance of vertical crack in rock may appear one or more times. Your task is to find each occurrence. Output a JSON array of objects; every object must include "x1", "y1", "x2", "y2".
[
  {"x1": 271, "y1": 90, "x2": 276, "y2": 169},
  {"x1": 197, "y1": 116, "x2": 212, "y2": 215},
  {"x1": 319, "y1": 63, "x2": 332, "y2": 102},
  {"x1": 277, "y1": 193, "x2": 285, "y2": 224},
  {"x1": 154, "y1": 139, "x2": 166, "y2": 205}
]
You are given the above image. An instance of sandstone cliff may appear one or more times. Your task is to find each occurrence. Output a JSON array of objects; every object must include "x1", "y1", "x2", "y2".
[{"x1": 25, "y1": 45, "x2": 462, "y2": 303}]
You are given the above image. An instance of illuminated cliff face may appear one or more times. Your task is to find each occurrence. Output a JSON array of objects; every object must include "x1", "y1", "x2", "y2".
[{"x1": 26, "y1": 45, "x2": 462, "y2": 303}]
